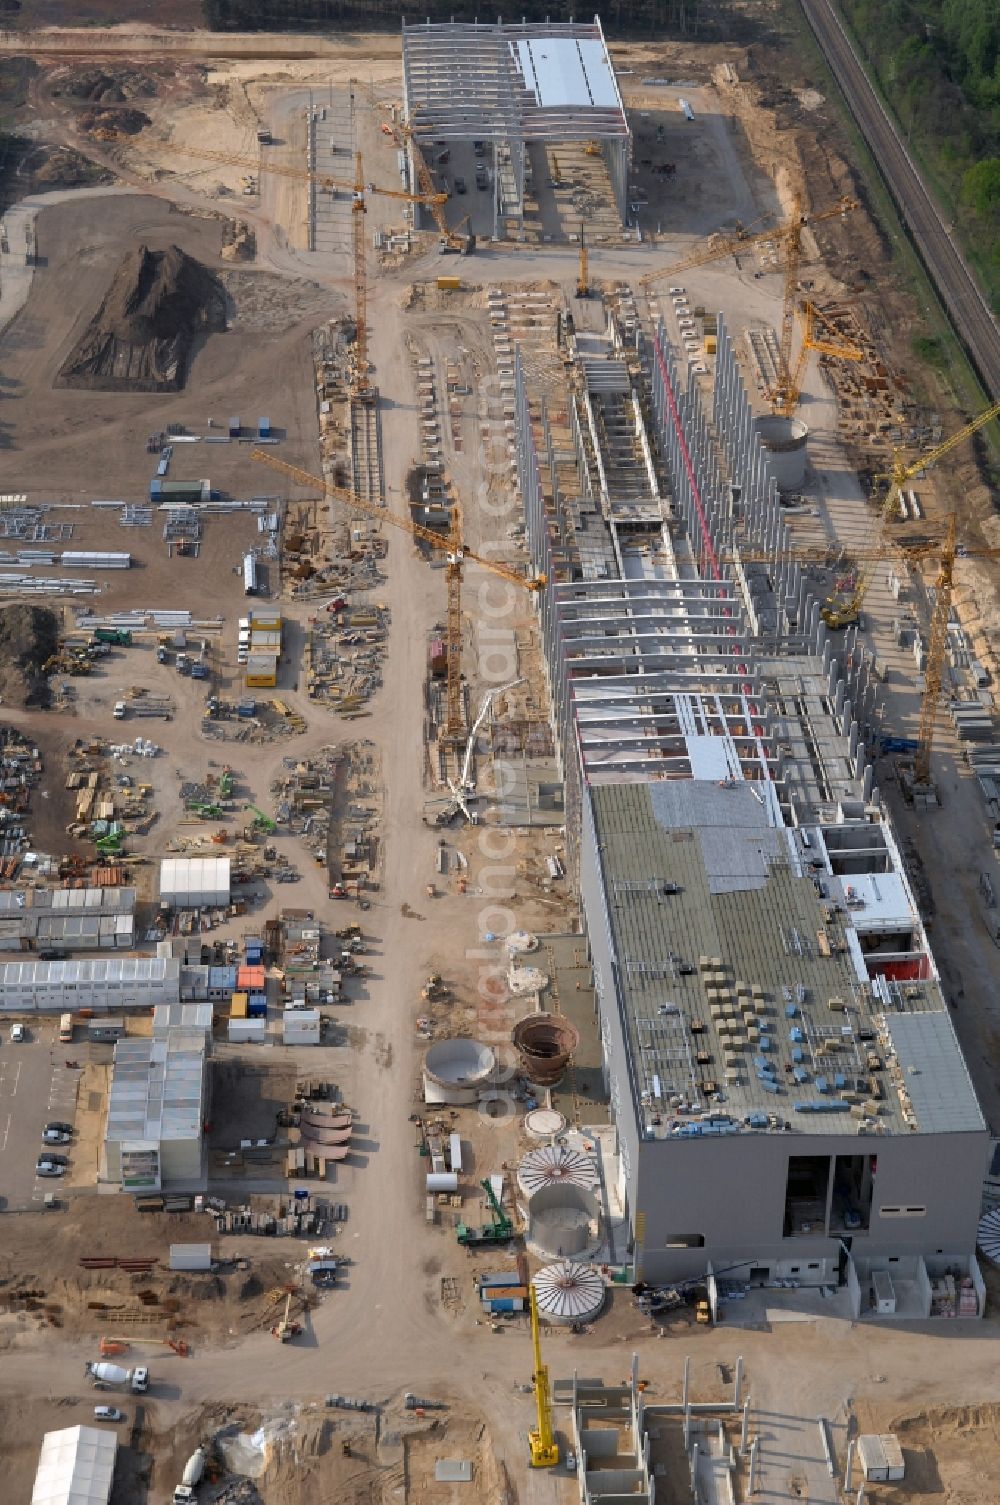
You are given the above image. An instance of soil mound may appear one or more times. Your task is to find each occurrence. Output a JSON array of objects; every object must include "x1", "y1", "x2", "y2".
[
  {"x1": 58, "y1": 244, "x2": 227, "y2": 393},
  {"x1": 0, "y1": 605, "x2": 59, "y2": 708}
]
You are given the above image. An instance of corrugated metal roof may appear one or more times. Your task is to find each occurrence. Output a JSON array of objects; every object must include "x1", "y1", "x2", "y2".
[
  {"x1": 105, "y1": 1031, "x2": 206, "y2": 1147},
  {"x1": 0, "y1": 957, "x2": 177, "y2": 987},
  {"x1": 883, "y1": 1013, "x2": 985, "y2": 1134}
]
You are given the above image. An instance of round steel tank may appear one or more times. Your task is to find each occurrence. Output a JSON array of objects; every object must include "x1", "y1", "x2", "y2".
[
  {"x1": 512, "y1": 1012, "x2": 579, "y2": 1087},
  {"x1": 532, "y1": 1260, "x2": 606, "y2": 1324},
  {"x1": 754, "y1": 414, "x2": 808, "y2": 491},
  {"x1": 423, "y1": 1038, "x2": 497, "y2": 1105}
]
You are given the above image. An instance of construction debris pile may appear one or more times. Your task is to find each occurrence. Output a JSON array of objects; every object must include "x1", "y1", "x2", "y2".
[
  {"x1": 0, "y1": 604, "x2": 59, "y2": 707},
  {"x1": 305, "y1": 601, "x2": 389, "y2": 714},
  {"x1": 58, "y1": 244, "x2": 227, "y2": 392}
]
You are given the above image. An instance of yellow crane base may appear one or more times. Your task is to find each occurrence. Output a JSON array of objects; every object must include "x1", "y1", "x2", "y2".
[{"x1": 528, "y1": 1434, "x2": 560, "y2": 1469}]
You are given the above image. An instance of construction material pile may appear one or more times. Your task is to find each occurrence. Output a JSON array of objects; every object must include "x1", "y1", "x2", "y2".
[
  {"x1": 0, "y1": 604, "x2": 58, "y2": 708},
  {"x1": 58, "y1": 244, "x2": 227, "y2": 392}
]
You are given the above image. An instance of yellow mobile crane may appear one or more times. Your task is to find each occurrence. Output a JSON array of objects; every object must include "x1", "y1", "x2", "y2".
[
  {"x1": 527, "y1": 1284, "x2": 559, "y2": 1469},
  {"x1": 821, "y1": 397, "x2": 1000, "y2": 629},
  {"x1": 250, "y1": 452, "x2": 545, "y2": 742}
]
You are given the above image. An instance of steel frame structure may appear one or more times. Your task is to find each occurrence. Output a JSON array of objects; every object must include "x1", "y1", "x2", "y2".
[{"x1": 401, "y1": 17, "x2": 630, "y2": 238}]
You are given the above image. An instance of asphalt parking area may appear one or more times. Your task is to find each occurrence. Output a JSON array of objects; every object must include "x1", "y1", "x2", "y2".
[{"x1": 0, "y1": 1032, "x2": 80, "y2": 1208}]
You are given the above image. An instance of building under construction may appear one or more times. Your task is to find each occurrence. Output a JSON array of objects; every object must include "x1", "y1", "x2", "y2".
[
  {"x1": 401, "y1": 17, "x2": 631, "y2": 239},
  {"x1": 515, "y1": 300, "x2": 990, "y2": 1312}
]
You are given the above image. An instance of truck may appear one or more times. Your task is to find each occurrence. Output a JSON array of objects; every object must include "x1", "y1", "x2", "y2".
[
  {"x1": 113, "y1": 702, "x2": 127, "y2": 720},
  {"x1": 172, "y1": 1447, "x2": 206, "y2": 1503},
  {"x1": 85, "y1": 1362, "x2": 149, "y2": 1393},
  {"x1": 92, "y1": 627, "x2": 133, "y2": 647}
]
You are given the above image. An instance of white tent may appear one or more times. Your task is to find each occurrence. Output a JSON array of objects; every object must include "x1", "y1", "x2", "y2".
[
  {"x1": 32, "y1": 1426, "x2": 117, "y2": 1505},
  {"x1": 159, "y1": 856, "x2": 231, "y2": 909}
]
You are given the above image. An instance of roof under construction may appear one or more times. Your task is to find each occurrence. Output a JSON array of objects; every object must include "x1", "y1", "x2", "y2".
[
  {"x1": 587, "y1": 780, "x2": 984, "y2": 1140},
  {"x1": 401, "y1": 17, "x2": 629, "y2": 142}
]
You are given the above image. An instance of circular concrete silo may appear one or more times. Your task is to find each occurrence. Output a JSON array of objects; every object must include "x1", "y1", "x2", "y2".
[
  {"x1": 532, "y1": 1260, "x2": 606, "y2": 1324},
  {"x1": 512, "y1": 1012, "x2": 579, "y2": 1087},
  {"x1": 755, "y1": 414, "x2": 808, "y2": 492}
]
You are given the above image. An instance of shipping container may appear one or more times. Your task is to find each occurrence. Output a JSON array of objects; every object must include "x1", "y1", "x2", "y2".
[
  {"x1": 230, "y1": 991, "x2": 248, "y2": 1019},
  {"x1": 247, "y1": 992, "x2": 267, "y2": 1018},
  {"x1": 169, "y1": 1242, "x2": 213, "y2": 1271},
  {"x1": 228, "y1": 1018, "x2": 267, "y2": 1044},
  {"x1": 237, "y1": 965, "x2": 266, "y2": 991}
]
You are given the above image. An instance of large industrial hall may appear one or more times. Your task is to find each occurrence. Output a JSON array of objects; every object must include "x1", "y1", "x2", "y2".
[{"x1": 401, "y1": 17, "x2": 631, "y2": 238}]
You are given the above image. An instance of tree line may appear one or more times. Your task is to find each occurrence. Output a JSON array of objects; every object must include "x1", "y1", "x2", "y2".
[{"x1": 840, "y1": 0, "x2": 999, "y2": 308}]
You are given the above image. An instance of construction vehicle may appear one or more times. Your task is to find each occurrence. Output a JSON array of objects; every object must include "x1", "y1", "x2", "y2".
[
  {"x1": 272, "y1": 1290, "x2": 302, "y2": 1342},
  {"x1": 251, "y1": 451, "x2": 545, "y2": 743},
  {"x1": 187, "y1": 802, "x2": 224, "y2": 820},
  {"x1": 172, "y1": 1447, "x2": 206, "y2": 1504},
  {"x1": 218, "y1": 768, "x2": 233, "y2": 799},
  {"x1": 246, "y1": 803, "x2": 277, "y2": 833},
  {"x1": 85, "y1": 1361, "x2": 149, "y2": 1393},
  {"x1": 527, "y1": 1285, "x2": 559, "y2": 1469},
  {"x1": 95, "y1": 832, "x2": 123, "y2": 855},
  {"x1": 100, "y1": 1335, "x2": 189, "y2": 1357},
  {"x1": 92, "y1": 627, "x2": 133, "y2": 647},
  {"x1": 821, "y1": 397, "x2": 1000, "y2": 629},
  {"x1": 456, "y1": 1179, "x2": 514, "y2": 1247},
  {"x1": 576, "y1": 219, "x2": 589, "y2": 299},
  {"x1": 375, "y1": 109, "x2": 472, "y2": 253}
]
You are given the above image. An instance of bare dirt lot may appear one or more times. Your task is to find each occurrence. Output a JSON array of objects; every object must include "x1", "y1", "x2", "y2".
[{"x1": 1, "y1": 192, "x2": 330, "y2": 497}]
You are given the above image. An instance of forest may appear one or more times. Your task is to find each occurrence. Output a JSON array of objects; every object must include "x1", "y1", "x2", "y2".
[
  {"x1": 838, "y1": 0, "x2": 1000, "y2": 309},
  {"x1": 202, "y1": 0, "x2": 709, "y2": 35}
]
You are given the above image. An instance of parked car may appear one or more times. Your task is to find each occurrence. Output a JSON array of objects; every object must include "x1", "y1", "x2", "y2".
[
  {"x1": 565, "y1": 1450, "x2": 577, "y2": 1472},
  {"x1": 39, "y1": 1152, "x2": 69, "y2": 1166},
  {"x1": 9, "y1": 1023, "x2": 24, "y2": 1042},
  {"x1": 94, "y1": 1407, "x2": 125, "y2": 1423},
  {"x1": 42, "y1": 1129, "x2": 71, "y2": 1145},
  {"x1": 454, "y1": 176, "x2": 467, "y2": 194},
  {"x1": 45, "y1": 1121, "x2": 74, "y2": 1136},
  {"x1": 36, "y1": 1162, "x2": 66, "y2": 1178}
]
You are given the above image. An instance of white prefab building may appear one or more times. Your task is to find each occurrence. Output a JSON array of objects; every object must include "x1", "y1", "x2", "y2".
[
  {"x1": 0, "y1": 956, "x2": 179, "y2": 1013},
  {"x1": 282, "y1": 1008, "x2": 321, "y2": 1046},
  {"x1": 103, "y1": 1030, "x2": 207, "y2": 1191},
  {"x1": 159, "y1": 857, "x2": 231, "y2": 909},
  {"x1": 31, "y1": 1425, "x2": 117, "y2": 1505}
]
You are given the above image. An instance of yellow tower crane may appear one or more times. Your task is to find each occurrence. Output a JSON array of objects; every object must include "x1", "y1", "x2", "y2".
[
  {"x1": 250, "y1": 451, "x2": 545, "y2": 742},
  {"x1": 577, "y1": 219, "x2": 590, "y2": 300},
  {"x1": 527, "y1": 1284, "x2": 559, "y2": 1469},
  {"x1": 168, "y1": 142, "x2": 448, "y2": 394},
  {"x1": 821, "y1": 397, "x2": 1000, "y2": 629},
  {"x1": 640, "y1": 196, "x2": 858, "y2": 415},
  {"x1": 775, "y1": 300, "x2": 864, "y2": 418}
]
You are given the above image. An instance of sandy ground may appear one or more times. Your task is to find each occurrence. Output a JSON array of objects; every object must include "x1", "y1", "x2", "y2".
[{"x1": 0, "y1": 26, "x2": 998, "y2": 1505}]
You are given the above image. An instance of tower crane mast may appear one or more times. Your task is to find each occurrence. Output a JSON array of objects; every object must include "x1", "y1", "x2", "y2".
[{"x1": 250, "y1": 452, "x2": 544, "y2": 742}]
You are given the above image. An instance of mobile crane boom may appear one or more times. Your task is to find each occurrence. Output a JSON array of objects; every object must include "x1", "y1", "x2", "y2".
[{"x1": 527, "y1": 1284, "x2": 559, "y2": 1468}]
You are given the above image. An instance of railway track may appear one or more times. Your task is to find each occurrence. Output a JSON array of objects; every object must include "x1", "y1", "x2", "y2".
[
  {"x1": 349, "y1": 393, "x2": 386, "y2": 510},
  {"x1": 800, "y1": 0, "x2": 1000, "y2": 401}
]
